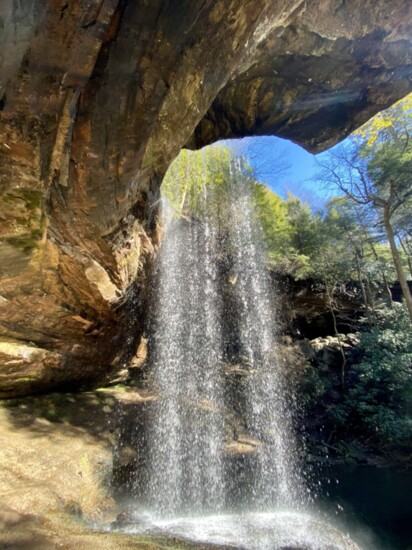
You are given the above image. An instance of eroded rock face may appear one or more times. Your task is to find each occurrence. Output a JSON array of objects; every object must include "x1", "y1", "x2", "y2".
[
  {"x1": 0, "y1": 0, "x2": 411, "y2": 397},
  {"x1": 188, "y1": 0, "x2": 412, "y2": 151}
]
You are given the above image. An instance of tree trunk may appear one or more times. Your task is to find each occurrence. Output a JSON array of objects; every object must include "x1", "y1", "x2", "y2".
[
  {"x1": 383, "y1": 210, "x2": 412, "y2": 323},
  {"x1": 370, "y1": 241, "x2": 393, "y2": 306},
  {"x1": 398, "y1": 235, "x2": 412, "y2": 279},
  {"x1": 326, "y1": 283, "x2": 347, "y2": 390},
  {"x1": 354, "y1": 251, "x2": 373, "y2": 324},
  {"x1": 365, "y1": 275, "x2": 377, "y2": 326}
]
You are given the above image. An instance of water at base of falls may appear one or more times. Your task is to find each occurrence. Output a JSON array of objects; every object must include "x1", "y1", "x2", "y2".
[
  {"x1": 120, "y1": 148, "x2": 364, "y2": 549},
  {"x1": 115, "y1": 511, "x2": 362, "y2": 550}
]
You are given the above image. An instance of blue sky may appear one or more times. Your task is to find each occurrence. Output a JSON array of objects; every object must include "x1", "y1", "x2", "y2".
[{"x1": 235, "y1": 135, "x2": 340, "y2": 209}]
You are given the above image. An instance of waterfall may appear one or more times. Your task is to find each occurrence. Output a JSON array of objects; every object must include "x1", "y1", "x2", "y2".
[
  {"x1": 147, "y1": 154, "x2": 225, "y2": 516},
  {"x1": 226, "y1": 156, "x2": 303, "y2": 509},
  {"x1": 119, "y1": 146, "x2": 363, "y2": 550},
  {"x1": 146, "y1": 147, "x2": 303, "y2": 516}
]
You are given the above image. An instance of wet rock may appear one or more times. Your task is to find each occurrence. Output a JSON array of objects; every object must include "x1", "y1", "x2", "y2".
[
  {"x1": 111, "y1": 509, "x2": 151, "y2": 530},
  {"x1": 310, "y1": 333, "x2": 360, "y2": 369},
  {"x1": 64, "y1": 500, "x2": 83, "y2": 518},
  {"x1": 225, "y1": 439, "x2": 261, "y2": 456},
  {"x1": 116, "y1": 445, "x2": 138, "y2": 468}
]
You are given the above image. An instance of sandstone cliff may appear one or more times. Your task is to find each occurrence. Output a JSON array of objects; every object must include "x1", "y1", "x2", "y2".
[{"x1": 0, "y1": 0, "x2": 411, "y2": 397}]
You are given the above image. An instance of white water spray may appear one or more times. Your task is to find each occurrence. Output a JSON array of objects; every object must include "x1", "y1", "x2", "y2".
[{"x1": 130, "y1": 146, "x2": 363, "y2": 550}]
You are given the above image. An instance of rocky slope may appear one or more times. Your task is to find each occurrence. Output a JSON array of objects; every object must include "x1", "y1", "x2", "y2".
[
  {"x1": 1, "y1": 0, "x2": 411, "y2": 397},
  {"x1": 0, "y1": 389, "x2": 228, "y2": 549}
]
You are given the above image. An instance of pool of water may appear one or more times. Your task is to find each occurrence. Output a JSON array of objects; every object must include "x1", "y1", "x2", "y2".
[
  {"x1": 110, "y1": 465, "x2": 412, "y2": 549},
  {"x1": 118, "y1": 510, "x2": 363, "y2": 549},
  {"x1": 316, "y1": 465, "x2": 412, "y2": 550}
]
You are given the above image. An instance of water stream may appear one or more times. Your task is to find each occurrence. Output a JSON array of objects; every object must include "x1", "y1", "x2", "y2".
[
  {"x1": 226, "y1": 157, "x2": 303, "y2": 510},
  {"x1": 147, "y1": 203, "x2": 225, "y2": 516},
  {"x1": 120, "y1": 147, "x2": 364, "y2": 549}
]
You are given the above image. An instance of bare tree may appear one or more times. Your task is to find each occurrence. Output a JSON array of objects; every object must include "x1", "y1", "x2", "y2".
[{"x1": 317, "y1": 141, "x2": 412, "y2": 323}]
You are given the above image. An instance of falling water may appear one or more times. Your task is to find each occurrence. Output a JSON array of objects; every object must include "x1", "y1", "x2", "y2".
[
  {"x1": 226, "y1": 156, "x2": 303, "y2": 509},
  {"x1": 147, "y1": 153, "x2": 225, "y2": 516},
  {"x1": 135, "y1": 146, "x2": 363, "y2": 550},
  {"x1": 146, "y1": 148, "x2": 302, "y2": 514}
]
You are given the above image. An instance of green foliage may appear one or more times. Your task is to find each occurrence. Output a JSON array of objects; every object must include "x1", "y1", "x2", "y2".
[
  {"x1": 366, "y1": 140, "x2": 412, "y2": 201},
  {"x1": 162, "y1": 143, "x2": 408, "y2": 290},
  {"x1": 317, "y1": 95, "x2": 412, "y2": 319},
  {"x1": 252, "y1": 183, "x2": 289, "y2": 258},
  {"x1": 162, "y1": 147, "x2": 233, "y2": 220},
  {"x1": 345, "y1": 305, "x2": 412, "y2": 443},
  {"x1": 298, "y1": 363, "x2": 330, "y2": 408},
  {"x1": 304, "y1": 305, "x2": 412, "y2": 446},
  {"x1": 285, "y1": 196, "x2": 322, "y2": 256},
  {"x1": 163, "y1": 146, "x2": 332, "y2": 278},
  {"x1": 299, "y1": 306, "x2": 412, "y2": 450}
]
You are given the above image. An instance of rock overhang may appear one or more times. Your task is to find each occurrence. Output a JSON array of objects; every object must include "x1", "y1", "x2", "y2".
[{"x1": 0, "y1": 0, "x2": 411, "y2": 397}]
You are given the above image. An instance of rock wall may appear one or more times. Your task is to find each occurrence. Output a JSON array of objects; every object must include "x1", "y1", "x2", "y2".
[{"x1": 0, "y1": 0, "x2": 411, "y2": 397}]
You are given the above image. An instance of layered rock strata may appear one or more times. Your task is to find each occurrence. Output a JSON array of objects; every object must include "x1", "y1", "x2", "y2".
[{"x1": 0, "y1": 0, "x2": 411, "y2": 397}]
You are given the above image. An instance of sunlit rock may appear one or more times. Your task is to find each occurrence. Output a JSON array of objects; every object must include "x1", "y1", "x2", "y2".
[{"x1": 0, "y1": 0, "x2": 411, "y2": 396}]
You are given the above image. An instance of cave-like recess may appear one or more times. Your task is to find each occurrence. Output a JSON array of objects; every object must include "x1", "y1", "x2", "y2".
[{"x1": 0, "y1": 0, "x2": 411, "y2": 397}]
